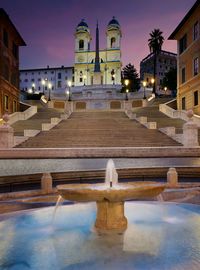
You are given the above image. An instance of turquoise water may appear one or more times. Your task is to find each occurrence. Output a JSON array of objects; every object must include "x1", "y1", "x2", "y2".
[{"x1": 0, "y1": 202, "x2": 200, "y2": 270}]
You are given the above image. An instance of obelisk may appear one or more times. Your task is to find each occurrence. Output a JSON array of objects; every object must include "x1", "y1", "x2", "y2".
[{"x1": 93, "y1": 21, "x2": 102, "y2": 85}]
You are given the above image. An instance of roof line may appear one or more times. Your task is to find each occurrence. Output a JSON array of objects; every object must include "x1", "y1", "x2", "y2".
[
  {"x1": 168, "y1": 0, "x2": 200, "y2": 40},
  {"x1": 0, "y1": 8, "x2": 26, "y2": 46},
  {"x1": 140, "y1": 50, "x2": 177, "y2": 63},
  {"x1": 20, "y1": 66, "x2": 74, "y2": 72}
]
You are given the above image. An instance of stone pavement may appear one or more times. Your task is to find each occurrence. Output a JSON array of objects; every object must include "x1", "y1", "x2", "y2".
[{"x1": 0, "y1": 157, "x2": 200, "y2": 176}]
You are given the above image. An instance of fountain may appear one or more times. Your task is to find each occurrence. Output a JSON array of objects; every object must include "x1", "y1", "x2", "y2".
[
  {"x1": 57, "y1": 159, "x2": 166, "y2": 231},
  {"x1": 1, "y1": 160, "x2": 200, "y2": 269}
]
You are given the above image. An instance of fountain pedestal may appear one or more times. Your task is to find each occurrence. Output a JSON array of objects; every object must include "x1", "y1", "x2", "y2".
[{"x1": 95, "y1": 201, "x2": 127, "y2": 230}]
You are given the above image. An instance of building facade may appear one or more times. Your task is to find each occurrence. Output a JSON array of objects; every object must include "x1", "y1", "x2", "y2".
[
  {"x1": 20, "y1": 66, "x2": 74, "y2": 97},
  {"x1": 140, "y1": 50, "x2": 177, "y2": 89},
  {"x1": 0, "y1": 9, "x2": 26, "y2": 117},
  {"x1": 169, "y1": 0, "x2": 200, "y2": 114},
  {"x1": 74, "y1": 17, "x2": 122, "y2": 87}
]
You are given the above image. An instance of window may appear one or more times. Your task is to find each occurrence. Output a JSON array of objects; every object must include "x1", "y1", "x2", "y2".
[
  {"x1": 12, "y1": 42, "x2": 18, "y2": 58},
  {"x1": 182, "y1": 67, "x2": 186, "y2": 84},
  {"x1": 182, "y1": 97, "x2": 185, "y2": 110},
  {"x1": 38, "y1": 72, "x2": 40, "y2": 75},
  {"x1": 79, "y1": 40, "x2": 84, "y2": 50},
  {"x1": 5, "y1": 64, "x2": 9, "y2": 81},
  {"x1": 5, "y1": 95, "x2": 8, "y2": 110},
  {"x1": 3, "y1": 28, "x2": 8, "y2": 47},
  {"x1": 31, "y1": 79, "x2": 35, "y2": 82},
  {"x1": 13, "y1": 100, "x2": 17, "y2": 112},
  {"x1": 194, "y1": 91, "x2": 198, "y2": 106},
  {"x1": 194, "y1": 21, "x2": 198, "y2": 40},
  {"x1": 38, "y1": 86, "x2": 41, "y2": 90},
  {"x1": 194, "y1": 57, "x2": 198, "y2": 76},
  {"x1": 58, "y1": 73, "x2": 61, "y2": 79},
  {"x1": 32, "y1": 72, "x2": 34, "y2": 75},
  {"x1": 24, "y1": 79, "x2": 28, "y2": 82},
  {"x1": 12, "y1": 71, "x2": 17, "y2": 87},
  {"x1": 80, "y1": 77, "x2": 83, "y2": 82},
  {"x1": 51, "y1": 71, "x2": 54, "y2": 74},
  {"x1": 38, "y1": 78, "x2": 41, "y2": 81},
  {"x1": 65, "y1": 76, "x2": 68, "y2": 80},
  {"x1": 58, "y1": 81, "x2": 62, "y2": 88},
  {"x1": 179, "y1": 34, "x2": 187, "y2": 54},
  {"x1": 111, "y1": 37, "x2": 116, "y2": 48}
]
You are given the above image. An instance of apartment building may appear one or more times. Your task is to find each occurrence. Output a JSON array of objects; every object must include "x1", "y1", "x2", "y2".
[
  {"x1": 169, "y1": 0, "x2": 200, "y2": 114},
  {"x1": 0, "y1": 9, "x2": 26, "y2": 117}
]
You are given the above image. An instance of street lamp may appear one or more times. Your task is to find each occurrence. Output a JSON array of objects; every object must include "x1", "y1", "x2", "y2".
[
  {"x1": 124, "y1": 80, "x2": 129, "y2": 100},
  {"x1": 83, "y1": 75, "x2": 86, "y2": 86},
  {"x1": 67, "y1": 80, "x2": 72, "y2": 101},
  {"x1": 125, "y1": 79, "x2": 129, "y2": 87},
  {"x1": 151, "y1": 78, "x2": 155, "y2": 88},
  {"x1": 32, "y1": 83, "x2": 35, "y2": 93},
  {"x1": 113, "y1": 74, "x2": 115, "y2": 85},
  {"x1": 28, "y1": 88, "x2": 33, "y2": 94},
  {"x1": 164, "y1": 86, "x2": 167, "y2": 92},
  {"x1": 125, "y1": 89, "x2": 129, "y2": 101},
  {"x1": 42, "y1": 80, "x2": 46, "y2": 94},
  {"x1": 143, "y1": 81, "x2": 147, "y2": 99},
  {"x1": 48, "y1": 82, "x2": 52, "y2": 101}
]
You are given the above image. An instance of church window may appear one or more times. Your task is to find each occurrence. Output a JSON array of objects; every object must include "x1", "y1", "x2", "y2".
[
  {"x1": 79, "y1": 40, "x2": 84, "y2": 50},
  {"x1": 111, "y1": 37, "x2": 116, "y2": 48},
  {"x1": 80, "y1": 78, "x2": 83, "y2": 82}
]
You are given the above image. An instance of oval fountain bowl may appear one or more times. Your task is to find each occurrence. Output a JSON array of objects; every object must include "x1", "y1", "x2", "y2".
[{"x1": 57, "y1": 182, "x2": 167, "y2": 202}]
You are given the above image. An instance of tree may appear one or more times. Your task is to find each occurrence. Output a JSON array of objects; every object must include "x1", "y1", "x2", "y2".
[
  {"x1": 122, "y1": 63, "x2": 140, "y2": 92},
  {"x1": 148, "y1": 29, "x2": 164, "y2": 94},
  {"x1": 162, "y1": 67, "x2": 177, "y2": 91}
]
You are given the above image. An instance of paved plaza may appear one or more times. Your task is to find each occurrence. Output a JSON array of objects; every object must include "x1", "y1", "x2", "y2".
[{"x1": 1, "y1": 157, "x2": 200, "y2": 176}]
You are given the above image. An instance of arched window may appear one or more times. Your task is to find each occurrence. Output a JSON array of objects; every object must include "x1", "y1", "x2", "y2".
[
  {"x1": 79, "y1": 40, "x2": 84, "y2": 50},
  {"x1": 111, "y1": 37, "x2": 116, "y2": 48}
]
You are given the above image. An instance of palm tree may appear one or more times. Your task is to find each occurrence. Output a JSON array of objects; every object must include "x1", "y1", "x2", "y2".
[{"x1": 148, "y1": 29, "x2": 164, "y2": 94}]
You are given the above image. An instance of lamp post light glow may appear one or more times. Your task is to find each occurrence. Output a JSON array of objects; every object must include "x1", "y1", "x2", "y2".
[
  {"x1": 67, "y1": 81, "x2": 72, "y2": 101},
  {"x1": 28, "y1": 88, "x2": 33, "y2": 94},
  {"x1": 42, "y1": 80, "x2": 46, "y2": 94},
  {"x1": 143, "y1": 81, "x2": 147, "y2": 99},
  {"x1": 83, "y1": 75, "x2": 86, "y2": 86},
  {"x1": 151, "y1": 78, "x2": 155, "y2": 85},
  {"x1": 164, "y1": 87, "x2": 167, "y2": 92},
  {"x1": 48, "y1": 83, "x2": 52, "y2": 101},
  {"x1": 125, "y1": 88, "x2": 129, "y2": 101},
  {"x1": 125, "y1": 79, "x2": 129, "y2": 87}
]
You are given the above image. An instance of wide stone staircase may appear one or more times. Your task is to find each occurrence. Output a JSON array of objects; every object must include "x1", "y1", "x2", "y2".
[
  {"x1": 132, "y1": 98, "x2": 185, "y2": 134},
  {"x1": 16, "y1": 111, "x2": 181, "y2": 148},
  {"x1": 12, "y1": 101, "x2": 63, "y2": 136}
]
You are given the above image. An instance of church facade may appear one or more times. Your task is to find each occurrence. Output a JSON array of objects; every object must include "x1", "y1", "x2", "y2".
[{"x1": 74, "y1": 17, "x2": 122, "y2": 87}]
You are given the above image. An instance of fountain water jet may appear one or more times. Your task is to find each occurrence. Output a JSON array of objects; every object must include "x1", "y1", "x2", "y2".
[{"x1": 57, "y1": 159, "x2": 166, "y2": 231}]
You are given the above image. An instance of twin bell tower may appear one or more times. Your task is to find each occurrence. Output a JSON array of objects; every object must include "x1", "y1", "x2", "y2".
[{"x1": 74, "y1": 17, "x2": 122, "y2": 87}]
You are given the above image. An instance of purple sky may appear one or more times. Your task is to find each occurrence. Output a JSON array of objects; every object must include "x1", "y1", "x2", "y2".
[{"x1": 2, "y1": 0, "x2": 196, "y2": 72}]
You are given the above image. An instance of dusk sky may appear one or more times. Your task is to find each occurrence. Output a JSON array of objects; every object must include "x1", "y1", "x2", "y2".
[{"x1": 2, "y1": 0, "x2": 196, "y2": 72}]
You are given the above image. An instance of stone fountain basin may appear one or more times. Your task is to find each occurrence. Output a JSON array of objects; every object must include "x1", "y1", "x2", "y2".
[{"x1": 57, "y1": 182, "x2": 166, "y2": 202}]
